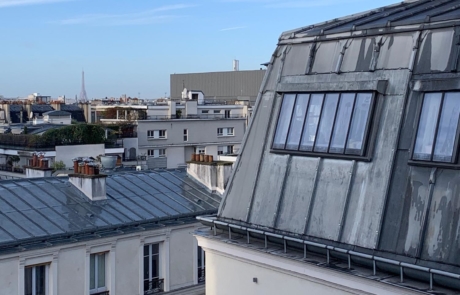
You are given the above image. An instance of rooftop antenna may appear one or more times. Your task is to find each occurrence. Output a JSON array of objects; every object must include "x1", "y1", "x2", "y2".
[{"x1": 79, "y1": 70, "x2": 88, "y2": 102}]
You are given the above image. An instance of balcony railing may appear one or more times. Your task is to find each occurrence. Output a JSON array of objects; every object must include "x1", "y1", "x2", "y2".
[
  {"x1": 146, "y1": 114, "x2": 246, "y2": 120},
  {"x1": 198, "y1": 267, "x2": 205, "y2": 283},
  {"x1": 144, "y1": 278, "x2": 164, "y2": 294},
  {"x1": 0, "y1": 165, "x2": 24, "y2": 174},
  {"x1": 91, "y1": 291, "x2": 109, "y2": 295}
]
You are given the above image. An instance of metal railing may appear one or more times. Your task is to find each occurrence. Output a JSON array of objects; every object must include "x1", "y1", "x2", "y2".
[
  {"x1": 115, "y1": 131, "x2": 137, "y2": 138},
  {"x1": 0, "y1": 165, "x2": 24, "y2": 174},
  {"x1": 91, "y1": 291, "x2": 109, "y2": 295},
  {"x1": 198, "y1": 267, "x2": 205, "y2": 283},
  {"x1": 144, "y1": 278, "x2": 164, "y2": 294},
  {"x1": 146, "y1": 114, "x2": 246, "y2": 120}
]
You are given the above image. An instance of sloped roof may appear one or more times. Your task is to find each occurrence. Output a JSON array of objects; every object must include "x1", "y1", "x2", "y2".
[
  {"x1": 0, "y1": 170, "x2": 220, "y2": 252},
  {"x1": 281, "y1": 0, "x2": 460, "y2": 39},
  {"x1": 43, "y1": 110, "x2": 71, "y2": 116},
  {"x1": 31, "y1": 105, "x2": 54, "y2": 113}
]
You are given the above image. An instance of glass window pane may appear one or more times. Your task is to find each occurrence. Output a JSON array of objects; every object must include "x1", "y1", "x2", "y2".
[
  {"x1": 144, "y1": 280, "x2": 150, "y2": 292},
  {"x1": 25, "y1": 267, "x2": 33, "y2": 295},
  {"x1": 286, "y1": 94, "x2": 310, "y2": 150},
  {"x1": 143, "y1": 256, "x2": 149, "y2": 280},
  {"x1": 36, "y1": 265, "x2": 46, "y2": 295},
  {"x1": 197, "y1": 246, "x2": 202, "y2": 268},
  {"x1": 414, "y1": 93, "x2": 443, "y2": 160},
  {"x1": 314, "y1": 94, "x2": 339, "y2": 152},
  {"x1": 151, "y1": 244, "x2": 159, "y2": 255},
  {"x1": 300, "y1": 94, "x2": 324, "y2": 151},
  {"x1": 90, "y1": 254, "x2": 96, "y2": 290},
  {"x1": 144, "y1": 245, "x2": 149, "y2": 257},
  {"x1": 97, "y1": 254, "x2": 106, "y2": 288},
  {"x1": 330, "y1": 93, "x2": 356, "y2": 154},
  {"x1": 273, "y1": 94, "x2": 296, "y2": 149},
  {"x1": 152, "y1": 254, "x2": 159, "y2": 279},
  {"x1": 433, "y1": 93, "x2": 460, "y2": 162},
  {"x1": 346, "y1": 93, "x2": 373, "y2": 154}
]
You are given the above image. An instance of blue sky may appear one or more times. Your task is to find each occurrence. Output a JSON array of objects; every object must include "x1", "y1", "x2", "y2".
[{"x1": 0, "y1": 0, "x2": 396, "y2": 99}]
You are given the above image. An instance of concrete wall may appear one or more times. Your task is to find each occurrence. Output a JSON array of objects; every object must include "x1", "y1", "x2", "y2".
[
  {"x1": 187, "y1": 162, "x2": 233, "y2": 194},
  {"x1": 0, "y1": 223, "x2": 203, "y2": 295},
  {"x1": 55, "y1": 144, "x2": 105, "y2": 168},
  {"x1": 166, "y1": 146, "x2": 185, "y2": 169},
  {"x1": 26, "y1": 168, "x2": 53, "y2": 178}
]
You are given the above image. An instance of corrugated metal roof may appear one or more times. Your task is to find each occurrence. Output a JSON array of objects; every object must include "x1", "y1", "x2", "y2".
[
  {"x1": 282, "y1": 0, "x2": 460, "y2": 38},
  {"x1": 0, "y1": 170, "x2": 220, "y2": 250}
]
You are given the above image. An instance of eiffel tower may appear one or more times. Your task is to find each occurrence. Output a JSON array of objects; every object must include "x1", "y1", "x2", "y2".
[{"x1": 79, "y1": 70, "x2": 88, "y2": 102}]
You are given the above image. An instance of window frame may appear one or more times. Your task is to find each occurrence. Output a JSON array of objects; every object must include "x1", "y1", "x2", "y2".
[
  {"x1": 270, "y1": 91, "x2": 378, "y2": 161},
  {"x1": 183, "y1": 129, "x2": 188, "y2": 142},
  {"x1": 25, "y1": 264, "x2": 49, "y2": 295},
  {"x1": 147, "y1": 129, "x2": 167, "y2": 139},
  {"x1": 143, "y1": 243, "x2": 163, "y2": 294},
  {"x1": 217, "y1": 127, "x2": 234, "y2": 137},
  {"x1": 89, "y1": 253, "x2": 108, "y2": 294},
  {"x1": 147, "y1": 149, "x2": 166, "y2": 158},
  {"x1": 409, "y1": 91, "x2": 460, "y2": 169}
]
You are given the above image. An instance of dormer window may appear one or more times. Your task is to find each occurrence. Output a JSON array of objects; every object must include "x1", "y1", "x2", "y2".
[
  {"x1": 272, "y1": 92, "x2": 375, "y2": 160},
  {"x1": 412, "y1": 92, "x2": 460, "y2": 164}
]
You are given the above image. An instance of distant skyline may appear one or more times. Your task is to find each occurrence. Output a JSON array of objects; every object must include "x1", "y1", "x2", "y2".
[{"x1": 1, "y1": 0, "x2": 396, "y2": 99}]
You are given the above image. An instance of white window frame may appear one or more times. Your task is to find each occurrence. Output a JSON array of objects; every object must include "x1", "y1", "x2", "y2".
[
  {"x1": 143, "y1": 243, "x2": 163, "y2": 294},
  {"x1": 89, "y1": 253, "x2": 107, "y2": 294},
  {"x1": 148, "y1": 149, "x2": 166, "y2": 158},
  {"x1": 147, "y1": 130, "x2": 167, "y2": 139},
  {"x1": 183, "y1": 129, "x2": 188, "y2": 142},
  {"x1": 217, "y1": 127, "x2": 234, "y2": 137},
  {"x1": 197, "y1": 147, "x2": 205, "y2": 154},
  {"x1": 218, "y1": 145, "x2": 234, "y2": 155},
  {"x1": 25, "y1": 264, "x2": 50, "y2": 295}
]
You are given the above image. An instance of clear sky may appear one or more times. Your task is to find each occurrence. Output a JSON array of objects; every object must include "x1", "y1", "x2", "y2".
[{"x1": 0, "y1": 0, "x2": 397, "y2": 99}]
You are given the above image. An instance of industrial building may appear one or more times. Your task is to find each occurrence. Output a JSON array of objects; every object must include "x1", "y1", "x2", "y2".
[
  {"x1": 170, "y1": 69, "x2": 266, "y2": 103},
  {"x1": 196, "y1": 0, "x2": 460, "y2": 294}
]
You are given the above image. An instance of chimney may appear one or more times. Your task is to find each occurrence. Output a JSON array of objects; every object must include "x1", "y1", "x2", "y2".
[
  {"x1": 25, "y1": 152, "x2": 53, "y2": 178},
  {"x1": 51, "y1": 101, "x2": 61, "y2": 111},
  {"x1": 69, "y1": 158, "x2": 106, "y2": 201}
]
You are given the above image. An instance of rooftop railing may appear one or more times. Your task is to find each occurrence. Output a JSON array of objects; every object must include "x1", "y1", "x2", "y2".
[
  {"x1": 146, "y1": 114, "x2": 246, "y2": 120},
  {"x1": 144, "y1": 278, "x2": 164, "y2": 294}
]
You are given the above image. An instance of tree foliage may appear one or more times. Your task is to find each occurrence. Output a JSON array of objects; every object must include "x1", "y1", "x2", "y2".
[{"x1": 40, "y1": 124, "x2": 106, "y2": 145}]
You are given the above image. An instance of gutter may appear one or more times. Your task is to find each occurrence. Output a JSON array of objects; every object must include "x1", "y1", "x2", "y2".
[{"x1": 197, "y1": 216, "x2": 460, "y2": 292}]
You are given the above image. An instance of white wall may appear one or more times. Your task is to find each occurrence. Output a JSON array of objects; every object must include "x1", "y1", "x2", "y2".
[
  {"x1": 0, "y1": 257, "x2": 18, "y2": 294},
  {"x1": 166, "y1": 146, "x2": 185, "y2": 169},
  {"x1": 55, "y1": 144, "x2": 105, "y2": 168},
  {"x1": 0, "y1": 223, "x2": 203, "y2": 295},
  {"x1": 197, "y1": 236, "x2": 426, "y2": 295}
]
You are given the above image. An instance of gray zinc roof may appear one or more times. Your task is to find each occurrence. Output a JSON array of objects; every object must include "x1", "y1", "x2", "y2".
[
  {"x1": 0, "y1": 170, "x2": 220, "y2": 252},
  {"x1": 43, "y1": 110, "x2": 71, "y2": 116},
  {"x1": 281, "y1": 0, "x2": 460, "y2": 40}
]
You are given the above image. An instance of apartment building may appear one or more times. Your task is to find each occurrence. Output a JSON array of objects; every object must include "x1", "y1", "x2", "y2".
[
  {"x1": 0, "y1": 169, "x2": 218, "y2": 295},
  {"x1": 196, "y1": 1, "x2": 460, "y2": 294},
  {"x1": 137, "y1": 97, "x2": 248, "y2": 169}
]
